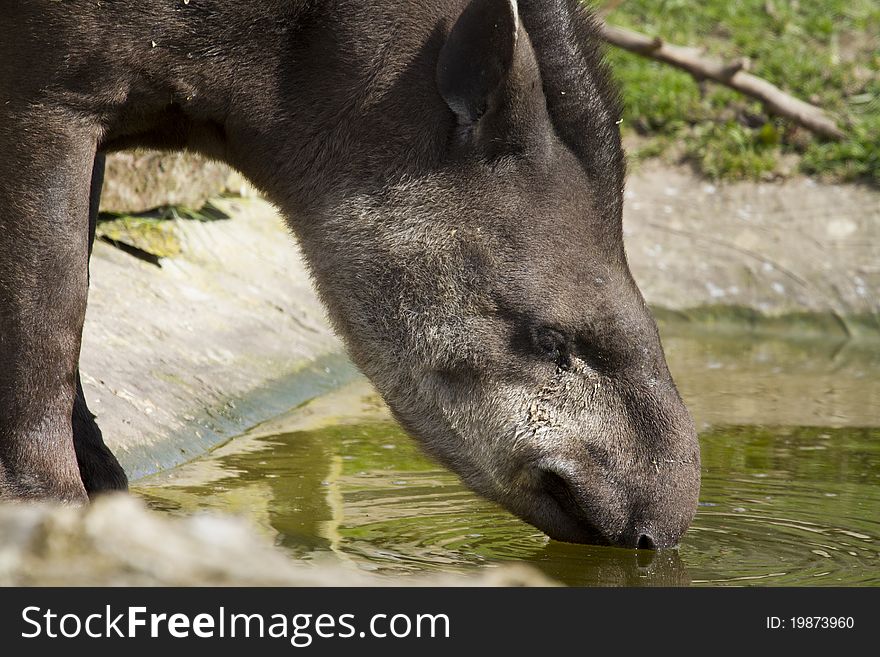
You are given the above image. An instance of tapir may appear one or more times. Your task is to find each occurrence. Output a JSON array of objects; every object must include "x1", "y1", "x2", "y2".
[{"x1": 0, "y1": 0, "x2": 700, "y2": 548}]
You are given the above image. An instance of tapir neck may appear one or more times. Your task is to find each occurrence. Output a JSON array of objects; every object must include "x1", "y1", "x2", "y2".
[{"x1": 86, "y1": 0, "x2": 468, "y2": 221}]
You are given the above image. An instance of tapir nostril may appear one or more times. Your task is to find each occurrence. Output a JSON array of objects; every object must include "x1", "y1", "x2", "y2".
[{"x1": 636, "y1": 532, "x2": 656, "y2": 550}]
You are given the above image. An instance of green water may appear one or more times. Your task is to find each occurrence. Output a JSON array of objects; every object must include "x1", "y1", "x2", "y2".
[{"x1": 138, "y1": 329, "x2": 880, "y2": 586}]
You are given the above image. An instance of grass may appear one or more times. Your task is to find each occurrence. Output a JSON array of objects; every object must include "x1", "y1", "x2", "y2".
[{"x1": 594, "y1": 0, "x2": 880, "y2": 184}]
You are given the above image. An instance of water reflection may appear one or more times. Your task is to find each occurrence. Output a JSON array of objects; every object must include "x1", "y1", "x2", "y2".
[
  {"x1": 520, "y1": 542, "x2": 691, "y2": 587},
  {"x1": 662, "y1": 328, "x2": 880, "y2": 428}
]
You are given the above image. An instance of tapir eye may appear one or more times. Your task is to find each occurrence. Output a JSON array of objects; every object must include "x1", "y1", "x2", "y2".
[{"x1": 531, "y1": 327, "x2": 572, "y2": 370}]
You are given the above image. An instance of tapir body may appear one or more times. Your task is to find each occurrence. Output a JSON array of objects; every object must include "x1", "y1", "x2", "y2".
[{"x1": 0, "y1": 0, "x2": 700, "y2": 547}]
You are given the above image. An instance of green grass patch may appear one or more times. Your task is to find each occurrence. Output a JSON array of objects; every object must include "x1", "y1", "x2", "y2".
[{"x1": 595, "y1": 0, "x2": 880, "y2": 184}]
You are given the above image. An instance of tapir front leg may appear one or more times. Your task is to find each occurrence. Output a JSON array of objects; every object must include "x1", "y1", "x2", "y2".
[
  {"x1": 0, "y1": 111, "x2": 96, "y2": 502},
  {"x1": 72, "y1": 154, "x2": 128, "y2": 496}
]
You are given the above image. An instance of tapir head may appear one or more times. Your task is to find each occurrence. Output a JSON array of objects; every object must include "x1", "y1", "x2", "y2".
[{"x1": 300, "y1": 0, "x2": 700, "y2": 548}]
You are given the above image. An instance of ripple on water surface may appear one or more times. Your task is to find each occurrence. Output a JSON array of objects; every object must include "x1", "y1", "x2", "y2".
[
  {"x1": 138, "y1": 331, "x2": 880, "y2": 586},
  {"x1": 139, "y1": 420, "x2": 879, "y2": 586}
]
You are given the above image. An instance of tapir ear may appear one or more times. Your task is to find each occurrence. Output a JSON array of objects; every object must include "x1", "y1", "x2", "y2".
[{"x1": 437, "y1": 0, "x2": 519, "y2": 125}]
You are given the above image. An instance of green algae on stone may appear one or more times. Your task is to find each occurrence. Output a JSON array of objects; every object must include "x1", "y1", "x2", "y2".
[{"x1": 96, "y1": 215, "x2": 182, "y2": 258}]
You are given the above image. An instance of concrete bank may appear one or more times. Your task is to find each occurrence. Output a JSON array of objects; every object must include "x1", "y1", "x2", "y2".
[
  {"x1": 81, "y1": 196, "x2": 356, "y2": 481},
  {"x1": 625, "y1": 163, "x2": 880, "y2": 337}
]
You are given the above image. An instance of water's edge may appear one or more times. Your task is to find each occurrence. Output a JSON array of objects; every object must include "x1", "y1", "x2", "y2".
[{"x1": 123, "y1": 352, "x2": 360, "y2": 481}]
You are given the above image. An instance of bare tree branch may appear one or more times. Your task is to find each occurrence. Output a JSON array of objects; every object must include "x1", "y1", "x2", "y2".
[{"x1": 598, "y1": 22, "x2": 846, "y2": 140}]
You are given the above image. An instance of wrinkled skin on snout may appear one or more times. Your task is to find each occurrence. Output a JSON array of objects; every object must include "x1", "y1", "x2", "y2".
[{"x1": 300, "y1": 0, "x2": 701, "y2": 548}]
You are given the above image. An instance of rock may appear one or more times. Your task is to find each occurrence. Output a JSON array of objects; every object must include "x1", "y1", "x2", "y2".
[
  {"x1": 95, "y1": 215, "x2": 182, "y2": 259},
  {"x1": 0, "y1": 496, "x2": 555, "y2": 586},
  {"x1": 100, "y1": 152, "x2": 239, "y2": 214}
]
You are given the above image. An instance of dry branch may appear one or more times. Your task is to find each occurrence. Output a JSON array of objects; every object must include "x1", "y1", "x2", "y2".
[{"x1": 598, "y1": 22, "x2": 846, "y2": 140}]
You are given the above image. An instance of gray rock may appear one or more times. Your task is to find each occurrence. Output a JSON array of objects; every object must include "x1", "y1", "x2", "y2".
[
  {"x1": 0, "y1": 496, "x2": 554, "y2": 586},
  {"x1": 100, "y1": 152, "x2": 241, "y2": 214}
]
